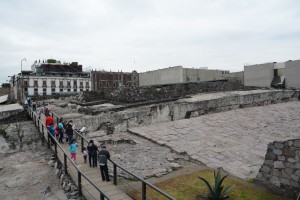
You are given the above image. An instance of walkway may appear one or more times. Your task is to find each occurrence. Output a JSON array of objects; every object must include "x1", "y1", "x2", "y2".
[
  {"x1": 38, "y1": 114, "x2": 132, "y2": 200},
  {"x1": 129, "y1": 101, "x2": 300, "y2": 179}
]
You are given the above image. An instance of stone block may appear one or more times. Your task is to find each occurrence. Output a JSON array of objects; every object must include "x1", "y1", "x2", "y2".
[
  {"x1": 257, "y1": 172, "x2": 263, "y2": 179},
  {"x1": 287, "y1": 158, "x2": 296, "y2": 163},
  {"x1": 270, "y1": 176, "x2": 280, "y2": 187},
  {"x1": 281, "y1": 170, "x2": 291, "y2": 179},
  {"x1": 286, "y1": 140, "x2": 294, "y2": 147},
  {"x1": 283, "y1": 149, "x2": 296, "y2": 157},
  {"x1": 263, "y1": 173, "x2": 272, "y2": 179},
  {"x1": 268, "y1": 143, "x2": 275, "y2": 149},
  {"x1": 291, "y1": 174, "x2": 300, "y2": 182},
  {"x1": 263, "y1": 160, "x2": 274, "y2": 166},
  {"x1": 286, "y1": 162, "x2": 295, "y2": 169},
  {"x1": 272, "y1": 169, "x2": 280, "y2": 176},
  {"x1": 294, "y1": 163, "x2": 300, "y2": 169},
  {"x1": 278, "y1": 156, "x2": 285, "y2": 161},
  {"x1": 273, "y1": 149, "x2": 282, "y2": 156},
  {"x1": 279, "y1": 177, "x2": 290, "y2": 185},
  {"x1": 274, "y1": 161, "x2": 284, "y2": 169},
  {"x1": 261, "y1": 166, "x2": 271, "y2": 174},
  {"x1": 295, "y1": 170, "x2": 300, "y2": 177},
  {"x1": 265, "y1": 152, "x2": 276, "y2": 160},
  {"x1": 284, "y1": 168, "x2": 293, "y2": 175},
  {"x1": 288, "y1": 180, "x2": 300, "y2": 188},
  {"x1": 294, "y1": 140, "x2": 300, "y2": 148},
  {"x1": 274, "y1": 142, "x2": 284, "y2": 149}
]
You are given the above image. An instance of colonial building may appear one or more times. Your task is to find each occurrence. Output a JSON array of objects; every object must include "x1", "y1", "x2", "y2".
[
  {"x1": 10, "y1": 59, "x2": 91, "y2": 101},
  {"x1": 91, "y1": 70, "x2": 139, "y2": 91}
]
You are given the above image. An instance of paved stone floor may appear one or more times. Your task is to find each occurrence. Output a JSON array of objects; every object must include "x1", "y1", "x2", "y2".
[{"x1": 129, "y1": 101, "x2": 300, "y2": 179}]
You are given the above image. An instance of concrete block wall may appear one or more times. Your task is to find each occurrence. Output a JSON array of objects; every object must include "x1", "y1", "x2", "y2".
[
  {"x1": 244, "y1": 63, "x2": 274, "y2": 87},
  {"x1": 257, "y1": 139, "x2": 300, "y2": 194},
  {"x1": 285, "y1": 60, "x2": 300, "y2": 89}
]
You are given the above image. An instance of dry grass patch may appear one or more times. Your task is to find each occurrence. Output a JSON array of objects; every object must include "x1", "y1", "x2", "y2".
[{"x1": 127, "y1": 169, "x2": 286, "y2": 200}]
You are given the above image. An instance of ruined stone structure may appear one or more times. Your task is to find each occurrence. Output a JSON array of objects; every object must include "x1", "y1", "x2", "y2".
[
  {"x1": 257, "y1": 139, "x2": 300, "y2": 196},
  {"x1": 91, "y1": 70, "x2": 139, "y2": 91}
]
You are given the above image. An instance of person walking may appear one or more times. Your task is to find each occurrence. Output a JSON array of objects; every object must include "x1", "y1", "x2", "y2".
[
  {"x1": 87, "y1": 140, "x2": 97, "y2": 167},
  {"x1": 69, "y1": 139, "x2": 78, "y2": 164},
  {"x1": 45, "y1": 114, "x2": 54, "y2": 128},
  {"x1": 98, "y1": 145, "x2": 110, "y2": 181},
  {"x1": 48, "y1": 123, "x2": 55, "y2": 146},
  {"x1": 82, "y1": 147, "x2": 88, "y2": 164},
  {"x1": 65, "y1": 120, "x2": 74, "y2": 144},
  {"x1": 58, "y1": 118, "x2": 64, "y2": 144}
]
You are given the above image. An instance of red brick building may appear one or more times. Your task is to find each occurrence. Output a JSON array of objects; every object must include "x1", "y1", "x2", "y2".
[{"x1": 91, "y1": 70, "x2": 139, "y2": 91}]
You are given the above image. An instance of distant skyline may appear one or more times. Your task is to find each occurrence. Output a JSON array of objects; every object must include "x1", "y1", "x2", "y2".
[{"x1": 1, "y1": 0, "x2": 300, "y2": 84}]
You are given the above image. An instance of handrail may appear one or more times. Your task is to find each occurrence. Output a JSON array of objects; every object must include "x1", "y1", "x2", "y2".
[
  {"x1": 27, "y1": 107, "x2": 111, "y2": 200},
  {"x1": 49, "y1": 109, "x2": 176, "y2": 200}
]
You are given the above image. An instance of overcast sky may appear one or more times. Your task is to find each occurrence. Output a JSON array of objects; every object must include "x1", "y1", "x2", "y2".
[{"x1": 0, "y1": 0, "x2": 300, "y2": 84}]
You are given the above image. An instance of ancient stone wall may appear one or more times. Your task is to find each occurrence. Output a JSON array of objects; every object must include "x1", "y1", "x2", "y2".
[
  {"x1": 73, "y1": 90, "x2": 300, "y2": 134},
  {"x1": 257, "y1": 139, "x2": 300, "y2": 197}
]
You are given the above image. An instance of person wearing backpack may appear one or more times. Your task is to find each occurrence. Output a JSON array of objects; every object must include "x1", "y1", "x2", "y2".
[
  {"x1": 98, "y1": 145, "x2": 110, "y2": 181},
  {"x1": 87, "y1": 140, "x2": 97, "y2": 167}
]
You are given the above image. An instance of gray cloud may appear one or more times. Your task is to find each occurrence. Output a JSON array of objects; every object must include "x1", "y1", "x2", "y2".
[{"x1": 0, "y1": 0, "x2": 300, "y2": 84}]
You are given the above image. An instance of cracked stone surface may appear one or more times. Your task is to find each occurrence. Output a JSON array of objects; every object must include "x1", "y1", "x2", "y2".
[
  {"x1": 129, "y1": 101, "x2": 300, "y2": 179},
  {"x1": 91, "y1": 132, "x2": 185, "y2": 179}
]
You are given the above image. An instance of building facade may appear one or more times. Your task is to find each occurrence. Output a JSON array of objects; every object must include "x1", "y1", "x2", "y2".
[
  {"x1": 244, "y1": 59, "x2": 300, "y2": 89},
  {"x1": 139, "y1": 66, "x2": 229, "y2": 86},
  {"x1": 91, "y1": 70, "x2": 139, "y2": 91},
  {"x1": 10, "y1": 59, "x2": 91, "y2": 101}
]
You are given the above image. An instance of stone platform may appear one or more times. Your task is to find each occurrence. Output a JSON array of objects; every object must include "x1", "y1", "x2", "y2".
[{"x1": 129, "y1": 101, "x2": 300, "y2": 179}]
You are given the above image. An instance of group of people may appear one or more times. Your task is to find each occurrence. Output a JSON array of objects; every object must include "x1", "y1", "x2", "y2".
[{"x1": 44, "y1": 110, "x2": 111, "y2": 182}]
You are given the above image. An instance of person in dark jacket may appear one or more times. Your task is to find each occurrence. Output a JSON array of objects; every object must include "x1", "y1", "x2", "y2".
[
  {"x1": 65, "y1": 120, "x2": 74, "y2": 144},
  {"x1": 87, "y1": 140, "x2": 98, "y2": 167},
  {"x1": 98, "y1": 145, "x2": 110, "y2": 181}
]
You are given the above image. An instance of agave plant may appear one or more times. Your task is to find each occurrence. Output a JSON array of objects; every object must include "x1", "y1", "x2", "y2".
[{"x1": 198, "y1": 168, "x2": 235, "y2": 200}]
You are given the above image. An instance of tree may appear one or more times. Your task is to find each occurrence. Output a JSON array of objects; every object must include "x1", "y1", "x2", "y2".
[{"x1": 1, "y1": 83, "x2": 10, "y2": 88}]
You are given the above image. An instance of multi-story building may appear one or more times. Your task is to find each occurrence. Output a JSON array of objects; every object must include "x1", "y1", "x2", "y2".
[
  {"x1": 10, "y1": 59, "x2": 91, "y2": 101},
  {"x1": 91, "y1": 70, "x2": 139, "y2": 91}
]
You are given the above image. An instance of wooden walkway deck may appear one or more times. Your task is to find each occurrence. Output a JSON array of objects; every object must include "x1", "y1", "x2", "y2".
[{"x1": 38, "y1": 114, "x2": 132, "y2": 200}]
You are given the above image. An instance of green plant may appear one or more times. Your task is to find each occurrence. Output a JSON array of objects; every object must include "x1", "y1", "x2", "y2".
[{"x1": 198, "y1": 168, "x2": 235, "y2": 200}]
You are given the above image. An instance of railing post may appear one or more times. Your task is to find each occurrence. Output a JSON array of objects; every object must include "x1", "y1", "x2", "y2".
[
  {"x1": 64, "y1": 154, "x2": 68, "y2": 174},
  {"x1": 113, "y1": 163, "x2": 117, "y2": 185},
  {"x1": 81, "y1": 137, "x2": 84, "y2": 153},
  {"x1": 57, "y1": 116, "x2": 59, "y2": 125},
  {"x1": 100, "y1": 193, "x2": 104, "y2": 200},
  {"x1": 54, "y1": 141, "x2": 57, "y2": 159},
  {"x1": 142, "y1": 182, "x2": 146, "y2": 200},
  {"x1": 78, "y1": 171, "x2": 82, "y2": 197},
  {"x1": 47, "y1": 132, "x2": 50, "y2": 149}
]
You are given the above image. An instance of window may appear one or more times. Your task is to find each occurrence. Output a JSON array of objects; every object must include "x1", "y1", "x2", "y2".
[
  {"x1": 24, "y1": 81, "x2": 28, "y2": 86},
  {"x1": 52, "y1": 88, "x2": 55, "y2": 92},
  {"x1": 60, "y1": 89, "x2": 63, "y2": 92},
  {"x1": 86, "y1": 82, "x2": 89, "y2": 86},
  {"x1": 106, "y1": 82, "x2": 108, "y2": 87},
  {"x1": 60, "y1": 81, "x2": 63, "y2": 86},
  {"x1": 67, "y1": 89, "x2": 71, "y2": 92},
  {"x1": 43, "y1": 88, "x2": 46, "y2": 92},
  {"x1": 34, "y1": 80, "x2": 38, "y2": 86},
  {"x1": 34, "y1": 88, "x2": 38, "y2": 92},
  {"x1": 74, "y1": 89, "x2": 77, "y2": 92},
  {"x1": 24, "y1": 88, "x2": 28, "y2": 92},
  {"x1": 113, "y1": 83, "x2": 116, "y2": 88},
  {"x1": 51, "y1": 81, "x2": 55, "y2": 86},
  {"x1": 80, "y1": 89, "x2": 83, "y2": 92},
  {"x1": 43, "y1": 81, "x2": 46, "y2": 86}
]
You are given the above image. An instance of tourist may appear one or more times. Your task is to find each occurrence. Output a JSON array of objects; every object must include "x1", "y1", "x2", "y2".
[
  {"x1": 87, "y1": 140, "x2": 98, "y2": 167},
  {"x1": 44, "y1": 107, "x2": 50, "y2": 116},
  {"x1": 48, "y1": 123, "x2": 55, "y2": 146},
  {"x1": 45, "y1": 114, "x2": 54, "y2": 128},
  {"x1": 27, "y1": 98, "x2": 32, "y2": 107},
  {"x1": 38, "y1": 106, "x2": 44, "y2": 119},
  {"x1": 82, "y1": 147, "x2": 88, "y2": 164},
  {"x1": 65, "y1": 120, "x2": 74, "y2": 144},
  {"x1": 98, "y1": 145, "x2": 111, "y2": 182},
  {"x1": 32, "y1": 101, "x2": 37, "y2": 111},
  {"x1": 69, "y1": 139, "x2": 78, "y2": 164},
  {"x1": 58, "y1": 118, "x2": 64, "y2": 144}
]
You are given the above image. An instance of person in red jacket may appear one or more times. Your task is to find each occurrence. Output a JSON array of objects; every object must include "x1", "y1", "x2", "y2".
[{"x1": 45, "y1": 114, "x2": 55, "y2": 127}]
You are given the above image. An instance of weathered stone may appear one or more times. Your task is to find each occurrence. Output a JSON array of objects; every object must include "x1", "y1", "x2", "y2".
[
  {"x1": 274, "y1": 161, "x2": 284, "y2": 169},
  {"x1": 263, "y1": 173, "x2": 272, "y2": 179},
  {"x1": 288, "y1": 180, "x2": 299, "y2": 188},
  {"x1": 287, "y1": 158, "x2": 296, "y2": 163},
  {"x1": 294, "y1": 163, "x2": 300, "y2": 169},
  {"x1": 48, "y1": 160, "x2": 54, "y2": 166},
  {"x1": 273, "y1": 149, "x2": 282, "y2": 156},
  {"x1": 261, "y1": 166, "x2": 271, "y2": 174},
  {"x1": 281, "y1": 170, "x2": 291, "y2": 179},
  {"x1": 284, "y1": 168, "x2": 293, "y2": 175},
  {"x1": 272, "y1": 169, "x2": 280, "y2": 176},
  {"x1": 285, "y1": 140, "x2": 294, "y2": 147},
  {"x1": 54, "y1": 162, "x2": 58, "y2": 169},
  {"x1": 270, "y1": 176, "x2": 280, "y2": 187},
  {"x1": 256, "y1": 172, "x2": 263, "y2": 179},
  {"x1": 291, "y1": 174, "x2": 300, "y2": 182},
  {"x1": 295, "y1": 170, "x2": 300, "y2": 177},
  {"x1": 274, "y1": 142, "x2": 284, "y2": 149},
  {"x1": 283, "y1": 149, "x2": 296, "y2": 157},
  {"x1": 268, "y1": 143, "x2": 275, "y2": 149},
  {"x1": 263, "y1": 160, "x2": 274, "y2": 166},
  {"x1": 279, "y1": 177, "x2": 290, "y2": 185},
  {"x1": 294, "y1": 140, "x2": 300, "y2": 148},
  {"x1": 286, "y1": 162, "x2": 295, "y2": 169},
  {"x1": 277, "y1": 156, "x2": 285, "y2": 161},
  {"x1": 265, "y1": 152, "x2": 276, "y2": 160}
]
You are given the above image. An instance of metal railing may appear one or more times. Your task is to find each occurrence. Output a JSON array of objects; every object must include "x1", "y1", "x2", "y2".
[
  {"x1": 27, "y1": 107, "x2": 111, "y2": 200},
  {"x1": 49, "y1": 110, "x2": 176, "y2": 200}
]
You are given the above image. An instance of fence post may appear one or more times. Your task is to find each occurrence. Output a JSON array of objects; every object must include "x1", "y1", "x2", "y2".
[
  {"x1": 142, "y1": 182, "x2": 146, "y2": 200},
  {"x1": 54, "y1": 141, "x2": 57, "y2": 159},
  {"x1": 78, "y1": 171, "x2": 82, "y2": 197},
  {"x1": 113, "y1": 163, "x2": 117, "y2": 185},
  {"x1": 64, "y1": 154, "x2": 68, "y2": 174},
  {"x1": 47, "y1": 132, "x2": 50, "y2": 148},
  {"x1": 81, "y1": 137, "x2": 84, "y2": 153},
  {"x1": 100, "y1": 193, "x2": 104, "y2": 200}
]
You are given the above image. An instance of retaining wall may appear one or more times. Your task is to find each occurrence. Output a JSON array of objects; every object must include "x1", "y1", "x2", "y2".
[
  {"x1": 70, "y1": 90, "x2": 300, "y2": 134},
  {"x1": 257, "y1": 139, "x2": 300, "y2": 197}
]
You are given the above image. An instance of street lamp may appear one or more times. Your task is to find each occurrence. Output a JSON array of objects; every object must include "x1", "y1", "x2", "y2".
[{"x1": 21, "y1": 58, "x2": 26, "y2": 76}]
